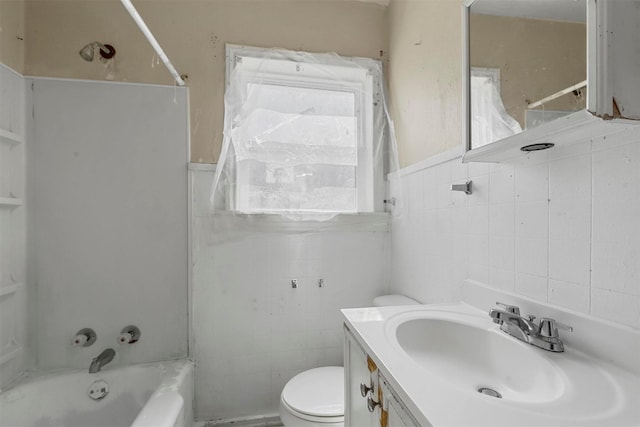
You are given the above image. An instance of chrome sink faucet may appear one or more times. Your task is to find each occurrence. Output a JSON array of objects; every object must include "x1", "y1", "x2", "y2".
[
  {"x1": 89, "y1": 348, "x2": 116, "y2": 373},
  {"x1": 489, "y1": 302, "x2": 573, "y2": 352}
]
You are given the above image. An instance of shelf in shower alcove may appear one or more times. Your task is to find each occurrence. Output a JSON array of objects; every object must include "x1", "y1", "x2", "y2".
[
  {"x1": 0, "y1": 282, "x2": 24, "y2": 297},
  {"x1": 0, "y1": 129, "x2": 23, "y2": 145},
  {"x1": 0, "y1": 345, "x2": 24, "y2": 366},
  {"x1": 0, "y1": 197, "x2": 23, "y2": 208}
]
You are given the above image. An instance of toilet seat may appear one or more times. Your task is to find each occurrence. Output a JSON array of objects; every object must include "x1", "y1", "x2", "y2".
[
  {"x1": 280, "y1": 396, "x2": 344, "y2": 424},
  {"x1": 281, "y1": 366, "x2": 344, "y2": 423}
]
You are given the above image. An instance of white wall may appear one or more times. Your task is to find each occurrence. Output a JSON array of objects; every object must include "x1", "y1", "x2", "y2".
[
  {"x1": 0, "y1": 63, "x2": 29, "y2": 389},
  {"x1": 390, "y1": 128, "x2": 640, "y2": 330},
  {"x1": 191, "y1": 168, "x2": 390, "y2": 422},
  {"x1": 29, "y1": 78, "x2": 189, "y2": 370}
]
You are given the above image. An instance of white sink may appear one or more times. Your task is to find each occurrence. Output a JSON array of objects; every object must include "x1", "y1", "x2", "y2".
[
  {"x1": 373, "y1": 306, "x2": 635, "y2": 425},
  {"x1": 394, "y1": 317, "x2": 565, "y2": 403}
]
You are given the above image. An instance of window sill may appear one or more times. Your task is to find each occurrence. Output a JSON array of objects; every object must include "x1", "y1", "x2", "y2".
[{"x1": 208, "y1": 211, "x2": 390, "y2": 234}]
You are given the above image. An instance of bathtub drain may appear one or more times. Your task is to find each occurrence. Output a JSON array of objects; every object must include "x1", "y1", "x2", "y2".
[
  {"x1": 477, "y1": 387, "x2": 502, "y2": 398},
  {"x1": 88, "y1": 380, "x2": 110, "y2": 401}
]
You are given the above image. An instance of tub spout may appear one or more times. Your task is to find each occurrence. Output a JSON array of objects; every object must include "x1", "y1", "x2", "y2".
[{"x1": 89, "y1": 348, "x2": 116, "y2": 374}]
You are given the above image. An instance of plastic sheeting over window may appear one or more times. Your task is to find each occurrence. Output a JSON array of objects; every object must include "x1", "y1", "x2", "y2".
[{"x1": 209, "y1": 46, "x2": 400, "y2": 240}]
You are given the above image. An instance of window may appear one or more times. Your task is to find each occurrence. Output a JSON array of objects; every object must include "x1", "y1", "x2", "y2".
[{"x1": 224, "y1": 46, "x2": 379, "y2": 215}]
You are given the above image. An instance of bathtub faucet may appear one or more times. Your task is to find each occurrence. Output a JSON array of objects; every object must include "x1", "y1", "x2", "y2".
[{"x1": 89, "y1": 348, "x2": 116, "y2": 373}]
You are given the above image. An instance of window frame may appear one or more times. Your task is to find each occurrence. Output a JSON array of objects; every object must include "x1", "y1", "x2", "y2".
[{"x1": 225, "y1": 45, "x2": 377, "y2": 214}]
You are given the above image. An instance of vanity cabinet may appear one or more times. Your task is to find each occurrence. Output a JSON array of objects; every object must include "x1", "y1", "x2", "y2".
[
  {"x1": 344, "y1": 327, "x2": 421, "y2": 427},
  {"x1": 463, "y1": 0, "x2": 640, "y2": 162},
  {"x1": 344, "y1": 326, "x2": 378, "y2": 426},
  {"x1": 379, "y1": 374, "x2": 421, "y2": 427}
]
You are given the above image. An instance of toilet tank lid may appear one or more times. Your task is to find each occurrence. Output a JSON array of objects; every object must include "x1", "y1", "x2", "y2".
[
  {"x1": 373, "y1": 294, "x2": 420, "y2": 306},
  {"x1": 282, "y1": 367, "x2": 344, "y2": 417}
]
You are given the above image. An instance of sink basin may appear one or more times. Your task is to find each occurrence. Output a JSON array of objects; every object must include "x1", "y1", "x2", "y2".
[
  {"x1": 392, "y1": 315, "x2": 565, "y2": 403},
  {"x1": 345, "y1": 303, "x2": 638, "y2": 426}
]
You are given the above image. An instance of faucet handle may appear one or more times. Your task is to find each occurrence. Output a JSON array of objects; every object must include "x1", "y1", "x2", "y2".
[
  {"x1": 538, "y1": 318, "x2": 573, "y2": 338},
  {"x1": 495, "y1": 302, "x2": 520, "y2": 316}
]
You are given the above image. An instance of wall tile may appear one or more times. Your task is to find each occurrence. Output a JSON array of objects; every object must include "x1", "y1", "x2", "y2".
[
  {"x1": 451, "y1": 206, "x2": 468, "y2": 235},
  {"x1": 549, "y1": 154, "x2": 591, "y2": 203},
  {"x1": 489, "y1": 268, "x2": 515, "y2": 292},
  {"x1": 549, "y1": 279, "x2": 590, "y2": 313},
  {"x1": 468, "y1": 161, "x2": 490, "y2": 178},
  {"x1": 549, "y1": 199, "x2": 590, "y2": 241},
  {"x1": 468, "y1": 204, "x2": 489, "y2": 236},
  {"x1": 468, "y1": 234, "x2": 489, "y2": 283},
  {"x1": 516, "y1": 237, "x2": 548, "y2": 277},
  {"x1": 515, "y1": 162, "x2": 548, "y2": 203},
  {"x1": 422, "y1": 167, "x2": 437, "y2": 211},
  {"x1": 392, "y1": 131, "x2": 640, "y2": 331},
  {"x1": 591, "y1": 288, "x2": 640, "y2": 329},
  {"x1": 489, "y1": 236, "x2": 515, "y2": 271},
  {"x1": 591, "y1": 239, "x2": 640, "y2": 296},
  {"x1": 467, "y1": 174, "x2": 489, "y2": 206},
  {"x1": 489, "y1": 166, "x2": 515, "y2": 205},
  {"x1": 424, "y1": 209, "x2": 438, "y2": 256},
  {"x1": 549, "y1": 238, "x2": 591, "y2": 287},
  {"x1": 592, "y1": 142, "x2": 640, "y2": 297},
  {"x1": 451, "y1": 231, "x2": 469, "y2": 294},
  {"x1": 451, "y1": 158, "x2": 469, "y2": 182},
  {"x1": 515, "y1": 272, "x2": 548, "y2": 302},
  {"x1": 435, "y1": 162, "x2": 452, "y2": 208},
  {"x1": 405, "y1": 171, "x2": 424, "y2": 214},
  {"x1": 516, "y1": 201, "x2": 548, "y2": 239},
  {"x1": 489, "y1": 202, "x2": 515, "y2": 238}
]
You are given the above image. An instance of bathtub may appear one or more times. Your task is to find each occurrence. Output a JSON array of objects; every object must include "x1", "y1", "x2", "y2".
[{"x1": 0, "y1": 359, "x2": 193, "y2": 427}]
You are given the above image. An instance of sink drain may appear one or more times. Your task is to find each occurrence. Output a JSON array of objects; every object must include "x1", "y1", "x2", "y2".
[{"x1": 477, "y1": 387, "x2": 502, "y2": 398}]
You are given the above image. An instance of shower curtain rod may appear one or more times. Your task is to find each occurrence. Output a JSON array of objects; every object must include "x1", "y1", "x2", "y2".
[
  {"x1": 527, "y1": 80, "x2": 587, "y2": 109},
  {"x1": 120, "y1": 0, "x2": 185, "y2": 86}
]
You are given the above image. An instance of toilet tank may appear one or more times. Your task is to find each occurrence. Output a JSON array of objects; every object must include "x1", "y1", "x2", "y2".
[{"x1": 373, "y1": 294, "x2": 419, "y2": 307}]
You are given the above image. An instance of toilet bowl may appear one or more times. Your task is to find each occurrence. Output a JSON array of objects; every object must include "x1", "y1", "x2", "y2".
[
  {"x1": 278, "y1": 294, "x2": 419, "y2": 426},
  {"x1": 279, "y1": 367, "x2": 344, "y2": 427}
]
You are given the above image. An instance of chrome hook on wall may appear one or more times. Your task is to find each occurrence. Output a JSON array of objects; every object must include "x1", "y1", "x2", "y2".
[{"x1": 451, "y1": 180, "x2": 472, "y2": 195}]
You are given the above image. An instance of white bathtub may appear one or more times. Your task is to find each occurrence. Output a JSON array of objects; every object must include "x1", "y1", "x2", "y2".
[{"x1": 0, "y1": 359, "x2": 193, "y2": 427}]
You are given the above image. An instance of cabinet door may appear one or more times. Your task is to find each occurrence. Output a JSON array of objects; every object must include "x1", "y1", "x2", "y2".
[
  {"x1": 380, "y1": 374, "x2": 424, "y2": 427},
  {"x1": 344, "y1": 326, "x2": 378, "y2": 427}
]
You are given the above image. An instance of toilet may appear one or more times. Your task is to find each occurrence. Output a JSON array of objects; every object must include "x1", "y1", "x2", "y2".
[{"x1": 279, "y1": 294, "x2": 419, "y2": 426}]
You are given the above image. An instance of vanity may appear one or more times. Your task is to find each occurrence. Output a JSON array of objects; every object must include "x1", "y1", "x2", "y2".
[
  {"x1": 342, "y1": 287, "x2": 640, "y2": 426},
  {"x1": 463, "y1": 0, "x2": 640, "y2": 162}
]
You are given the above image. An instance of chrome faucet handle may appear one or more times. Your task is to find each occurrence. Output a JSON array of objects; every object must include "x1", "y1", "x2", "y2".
[
  {"x1": 495, "y1": 302, "x2": 520, "y2": 316},
  {"x1": 538, "y1": 318, "x2": 573, "y2": 338}
]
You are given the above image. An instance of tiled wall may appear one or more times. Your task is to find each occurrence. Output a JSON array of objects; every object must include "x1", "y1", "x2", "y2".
[
  {"x1": 191, "y1": 168, "x2": 389, "y2": 422},
  {"x1": 390, "y1": 127, "x2": 640, "y2": 330}
]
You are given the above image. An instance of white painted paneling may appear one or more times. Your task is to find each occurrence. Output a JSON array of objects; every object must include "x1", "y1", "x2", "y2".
[
  {"x1": 0, "y1": 63, "x2": 27, "y2": 390},
  {"x1": 390, "y1": 125, "x2": 640, "y2": 329},
  {"x1": 30, "y1": 78, "x2": 189, "y2": 370},
  {"x1": 191, "y1": 168, "x2": 389, "y2": 422}
]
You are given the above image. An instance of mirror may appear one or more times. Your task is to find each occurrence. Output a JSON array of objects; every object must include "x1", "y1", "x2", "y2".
[{"x1": 466, "y1": 0, "x2": 587, "y2": 150}]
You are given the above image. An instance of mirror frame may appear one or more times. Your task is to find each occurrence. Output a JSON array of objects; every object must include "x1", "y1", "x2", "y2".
[
  {"x1": 462, "y1": 0, "x2": 473, "y2": 154},
  {"x1": 462, "y1": 0, "x2": 603, "y2": 157}
]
